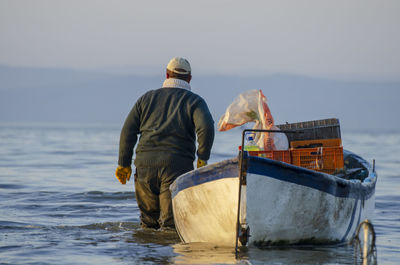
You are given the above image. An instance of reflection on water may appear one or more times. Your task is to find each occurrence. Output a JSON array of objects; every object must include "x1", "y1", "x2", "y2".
[
  {"x1": 352, "y1": 220, "x2": 378, "y2": 265},
  {"x1": 171, "y1": 241, "x2": 365, "y2": 265},
  {"x1": 248, "y1": 246, "x2": 358, "y2": 265},
  {"x1": 130, "y1": 227, "x2": 181, "y2": 246},
  {"x1": 173, "y1": 243, "x2": 238, "y2": 264},
  {"x1": 107, "y1": 224, "x2": 379, "y2": 265},
  {"x1": 1, "y1": 218, "x2": 377, "y2": 265}
]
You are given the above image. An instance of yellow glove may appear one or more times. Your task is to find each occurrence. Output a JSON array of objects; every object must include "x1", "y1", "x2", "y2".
[
  {"x1": 115, "y1": 165, "x2": 132, "y2": 185},
  {"x1": 197, "y1": 159, "x2": 207, "y2": 168}
]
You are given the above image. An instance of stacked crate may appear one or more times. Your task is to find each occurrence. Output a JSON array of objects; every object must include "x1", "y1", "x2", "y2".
[
  {"x1": 247, "y1": 119, "x2": 344, "y2": 174},
  {"x1": 247, "y1": 149, "x2": 291, "y2": 163},
  {"x1": 289, "y1": 138, "x2": 344, "y2": 174},
  {"x1": 278, "y1": 118, "x2": 344, "y2": 174}
]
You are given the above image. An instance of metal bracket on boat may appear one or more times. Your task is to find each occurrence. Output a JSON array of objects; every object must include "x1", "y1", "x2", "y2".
[
  {"x1": 351, "y1": 219, "x2": 377, "y2": 264},
  {"x1": 238, "y1": 224, "x2": 250, "y2": 246},
  {"x1": 239, "y1": 151, "x2": 248, "y2": 185},
  {"x1": 372, "y1": 159, "x2": 375, "y2": 173},
  {"x1": 235, "y1": 128, "x2": 302, "y2": 258}
]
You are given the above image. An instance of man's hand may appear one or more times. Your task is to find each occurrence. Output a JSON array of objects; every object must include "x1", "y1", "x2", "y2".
[
  {"x1": 115, "y1": 165, "x2": 132, "y2": 184},
  {"x1": 197, "y1": 159, "x2": 207, "y2": 168}
]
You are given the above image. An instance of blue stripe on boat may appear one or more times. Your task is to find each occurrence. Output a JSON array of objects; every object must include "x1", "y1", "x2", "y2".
[
  {"x1": 171, "y1": 155, "x2": 376, "y2": 201},
  {"x1": 247, "y1": 156, "x2": 375, "y2": 200},
  {"x1": 341, "y1": 199, "x2": 359, "y2": 242},
  {"x1": 170, "y1": 158, "x2": 238, "y2": 198}
]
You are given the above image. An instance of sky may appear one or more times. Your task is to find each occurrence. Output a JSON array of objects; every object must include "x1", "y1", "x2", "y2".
[
  {"x1": 0, "y1": 1, "x2": 399, "y2": 132},
  {"x1": 1, "y1": 0, "x2": 400, "y2": 81}
]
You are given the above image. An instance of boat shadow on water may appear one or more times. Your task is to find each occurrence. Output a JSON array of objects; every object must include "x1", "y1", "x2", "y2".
[
  {"x1": 124, "y1": 225, "x2": 377, "y2": 265},
  {"x1": 171, "y1": 241, "x2": 376, "y2": 265},
  {"x1": 71, "y1": 216, "x2": 377, "y2": 264}
]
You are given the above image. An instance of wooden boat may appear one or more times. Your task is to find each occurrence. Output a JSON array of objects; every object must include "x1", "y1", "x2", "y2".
[{"x1": 170, "y1": 120, "x2": 377, "y2": 247}]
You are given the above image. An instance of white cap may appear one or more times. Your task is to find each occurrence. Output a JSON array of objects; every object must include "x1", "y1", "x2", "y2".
[{"x1": 166, "y1": 57, "x2": 191, "y2": 75}]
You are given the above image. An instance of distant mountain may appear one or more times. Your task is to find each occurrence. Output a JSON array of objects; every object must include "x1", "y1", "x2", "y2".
[
  {"x1": 1, "y1": 65, "x2": 399, "y2": 132},
  {"x1": 0, "y1": 65, "x2": 162, "y2": 124}
]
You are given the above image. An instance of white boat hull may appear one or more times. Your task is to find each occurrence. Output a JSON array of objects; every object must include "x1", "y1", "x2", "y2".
[
  {"x1": 170, "y1": 151, "x2": 377, "y2": 247},
  {"x1": 171, "y1": 159, "x2": 239, "y2": 246},
  {"x1": 246, "y1": 172, "x2": 374, "y2": 245}
]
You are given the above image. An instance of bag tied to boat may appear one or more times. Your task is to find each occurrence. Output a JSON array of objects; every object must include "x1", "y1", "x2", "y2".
[{"x1": 217, "y1": 89, "x2": 288, "y2": 150}]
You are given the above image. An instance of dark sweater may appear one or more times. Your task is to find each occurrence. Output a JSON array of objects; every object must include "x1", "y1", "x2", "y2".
[{"x1": 118, "y1": 87, "x2": 215, "y2": 167}]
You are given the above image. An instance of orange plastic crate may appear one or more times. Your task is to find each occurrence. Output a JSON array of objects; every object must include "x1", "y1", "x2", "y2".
[
  {"x1": 290, "y1": 138, "x2": 342, "y2": 148},
  {"x1": 248, "y1": 150, "x2": 291, "y2": 164},
  {"x1": 291, "y1": 146, "x2": 344, "y2": 174}
]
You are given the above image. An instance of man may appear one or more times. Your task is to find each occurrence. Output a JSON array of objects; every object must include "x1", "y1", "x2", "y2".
[{"x1": 115, "y1": 57, "x2": 215, "y2": 230}]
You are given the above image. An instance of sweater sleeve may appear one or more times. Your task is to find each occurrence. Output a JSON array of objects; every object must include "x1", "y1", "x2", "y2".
[
  {"x1": 193, "y1": 99, "x2": 215, "y2": 161},
  {"x1": 118, "y1": 101, "x2": 141, "y2": 167}
]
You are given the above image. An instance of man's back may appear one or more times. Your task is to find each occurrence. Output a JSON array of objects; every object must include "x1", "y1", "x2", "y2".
[{"x1": 119, "y1": 86, "x2": 214, "y2": 167}]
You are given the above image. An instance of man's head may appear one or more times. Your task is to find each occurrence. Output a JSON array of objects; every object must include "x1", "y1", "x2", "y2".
[{"x1": 166, "y1": 57, "x2": 192, "y2": 83}]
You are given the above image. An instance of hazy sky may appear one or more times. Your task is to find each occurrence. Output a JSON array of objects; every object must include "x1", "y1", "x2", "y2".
[{"x1": 1, "y1": 0, "x2": 399, "y2": 81}]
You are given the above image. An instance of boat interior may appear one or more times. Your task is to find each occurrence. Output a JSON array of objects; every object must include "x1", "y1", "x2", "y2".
[
  {"x1": 271, "y1": 119, "x2": 374, "y2": 183},
  {"x1": 336, "y1": 150, "x2": 371, "y2": 182}
]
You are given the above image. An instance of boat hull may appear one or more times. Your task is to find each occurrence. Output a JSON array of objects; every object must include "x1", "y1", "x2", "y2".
[
  {"x1": 170, "y1": 152, "x2": 377, "y2": 246},
  {"x1": 246, "y1": 158, "x2": 375, "y2": 245},
  {"x1": 170, "y1": 158, "x2": 239, "y2": 246}
]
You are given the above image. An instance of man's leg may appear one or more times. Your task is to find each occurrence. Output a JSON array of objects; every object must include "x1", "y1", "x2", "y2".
[
  {"x1": 158, "y1": 163, "x2": 194, "y2": 229},
  {"x1": 134, "y1": 167, "x2": 160, "y2": 229}
]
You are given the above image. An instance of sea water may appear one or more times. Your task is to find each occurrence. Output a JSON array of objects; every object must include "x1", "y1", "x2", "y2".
[{"x1": 0, "y1": 123, "x2": 399, "y2": 265}]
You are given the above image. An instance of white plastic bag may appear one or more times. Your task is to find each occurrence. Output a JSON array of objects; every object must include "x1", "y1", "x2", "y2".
[{"x1": 218, "y1": 89, "x2": 288, "y2": 150}]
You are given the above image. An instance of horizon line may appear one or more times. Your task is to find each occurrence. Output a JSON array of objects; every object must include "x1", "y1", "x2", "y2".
[{"x1": 1, "y1": 63, "x2": 399, "y2": 84}]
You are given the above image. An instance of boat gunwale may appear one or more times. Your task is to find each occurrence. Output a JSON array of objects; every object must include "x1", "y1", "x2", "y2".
[
  {"x1": 247, "y1": 154, "x2": 376, "y2": 201},
  {"x1": 170, "y1": 151, "x2": 377, "y2": 200},
  {"x1": 170, "y1": 157, "x2": 239, "y2": 198}
]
